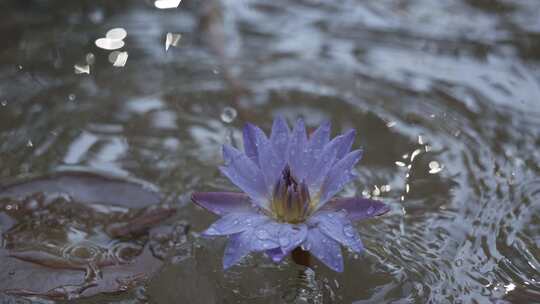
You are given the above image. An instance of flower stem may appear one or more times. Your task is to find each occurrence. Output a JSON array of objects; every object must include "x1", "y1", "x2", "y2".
[{"x1": 291, "y1": 247, "x2": 311, "y2": 268}]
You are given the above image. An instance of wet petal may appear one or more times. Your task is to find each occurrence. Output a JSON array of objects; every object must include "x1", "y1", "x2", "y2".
[
  {"x1": 303, "y1": 227, "x2": 343, "y2": 272},
  {"x1": 247, "y1": 221, "x2": 281, "y2": 251},
  {"x1": 311, "y1": 211, "x2": 364, "y2": 253},
  {"x1": 278, "y1": 224, "x2": 308, "y2": 255},
  {"x1": 221, "y1": 145, "x2": 269, "y2": 207},
  {"x1": 287, "y1": 119, "x2": 308, "y2": 180},
  {"x1": 306, "y1": 129, "x2": 355, "y2": 189},
  {"x1": 265, "y1": 248, "x2": 287, "y2": 262},
  {"x1": 257, "y1": 132, "x2": 286, "y2": 193},
  {"x1": 334, "y1": 129, "x2": 356, "y2": 161},
  {"x1": 322, "y1": 197, "x2": 390, "y2": 221},
  {"x1": 242, "y1": 124, "x2": 261, "y2": 163},
  {"x1": 307, "y1": 121, "x2": 330, "y2": 153},
  {"x1": 202, "y1": 212, "x2": 268, "y2": 236},
  {"x1": 191, "y1": 192, "x2": 255, "y2": 216},
  {"x1": 270, "y1": 117, "x2": 290, "y2": 163},
  {"x1": 223, "y1": 233, "x2": 251, "y2": 269},
  {"x1": 318, "y1": 149, "x2": 363, "y2": 206}
]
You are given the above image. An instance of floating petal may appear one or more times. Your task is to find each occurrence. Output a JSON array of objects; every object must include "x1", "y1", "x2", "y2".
[{"x1": 192, "y1": 192, "x2": 254, "y2": 216}]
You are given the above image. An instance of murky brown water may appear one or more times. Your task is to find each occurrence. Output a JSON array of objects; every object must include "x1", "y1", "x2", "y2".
[{"x1": 1, "y1": 0, "x2": 540, "y2": 303}]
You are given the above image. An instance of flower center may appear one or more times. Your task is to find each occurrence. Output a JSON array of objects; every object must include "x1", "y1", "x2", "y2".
[{"x1": 270, "y1": 165, "x2": 312, "y2": 223}]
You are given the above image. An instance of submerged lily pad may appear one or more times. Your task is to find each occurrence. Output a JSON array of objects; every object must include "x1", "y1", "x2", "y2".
[{"x1": 0, "y1": 170, "x2": 178, "y2": 300}]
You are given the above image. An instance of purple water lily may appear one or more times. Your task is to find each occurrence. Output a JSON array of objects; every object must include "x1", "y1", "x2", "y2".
[{"x1": 192, "y1": 118, "x2": 389, "y2": 272}]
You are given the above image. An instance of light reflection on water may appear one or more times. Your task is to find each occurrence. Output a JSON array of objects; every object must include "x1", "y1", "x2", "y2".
[{"x1": 0, "y1": 0, "x2": 540, "y2": 303}]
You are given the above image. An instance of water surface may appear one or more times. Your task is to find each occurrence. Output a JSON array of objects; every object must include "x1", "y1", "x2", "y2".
[{"x1": 1, "y1": 0, "x2": 539, "y2": 303}]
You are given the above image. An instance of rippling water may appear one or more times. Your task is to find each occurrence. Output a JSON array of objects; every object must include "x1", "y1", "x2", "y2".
[{"x1": 1, "y1": 0, "x2": 539, "y2": 303}]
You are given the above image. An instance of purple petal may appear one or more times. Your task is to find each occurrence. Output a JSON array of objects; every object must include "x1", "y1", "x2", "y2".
[
  {"x1": 334, "y1": 129, "x2": 356, "y2": 161},
  {"x1": 302, "y1": 227, "x2": 344, "y2": 272},
  {"x1": 306, "y1": 129, "x2": 356, "y2": 189},
  {"x1": 311, "y1": 211, "x2": 364, "y2": 253},
  {"x1": 257, "y1": 133, "x2": 286, "y2": 193},
  {"x1": 322, "y1": 197, "x2": 390, "y2": 221},
  {"x1": 223, "y1": 233, "x2": 251, "y2": 269},
  {"x1": 192, "y1": 192, "x2": 254, "y2": 216},
  {"x1": 287, "y1": 119, "x2": 308, "y2": 180},
  {"x1": 307, "y1": 121, "x2": 330, "y2": 153},
  {"x1": 221, "y1": 145, "x2": 269, "y2": 207},
  {"x1": 318, "y1": 149, "x2": 363, "y2": 206},
  {"x1": 278, "y1": 224, "x2": 308, "y2": 255},
  {"x1": 243, "y1": 124, "x2": 260, "y2": 163},
  {"x1": 203, "y1": 212, "x2": 268, "y2": 236},
  {"x1": 247, "y1": 221, "x2": 281, "y2": 251},
  {"x1": 270, "y1": 117, "x2": 290, "y2": 163},
  {"x1": 265, "y1": 248, "x2": 287, "y2": 262}
]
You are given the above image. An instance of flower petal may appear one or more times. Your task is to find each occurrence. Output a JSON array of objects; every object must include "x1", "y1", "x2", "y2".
[
  {"x1": 318, "y1": 149, "x2": 363, "y2": 206},
  {"x1": 257, "y1": 133, "x2": 286, "y2": 194},
  {"x1": 243, "y1": 124, "x2": 260, "y2": 163},
  {"x1": 265, "y1": 248, "x2": 287, "y2": 262},
  {"x1": 334, "y1": 129, "x2": 356, "y2": 161},
  {"x1": 306, "y1": 129, "x2": 355, "y2": 189},
  {"x1": 278, "y1": 223, "x2": 308, "y2": 255},
  {"x1": 202, "y1": 212, "x2": 268, "y2": 236},
  {"x1": 223, "y1": 233, "x2": 251, "y2": 269},
  {"x1": 247, "y1": 221, "x2": 281, "y2": 251},
  {"x1": 322, "y1": 197, "x2": 390, "y2": 221},
  {"x1": 302, "y1": 227, "x2": 344, "y2": 272},
  {"x1": 311, "y1": 211, "x2": 364, "y2": 253},
  {"x1": 270, "y1": 117, "x2": 290, "y2": 163},
  {"x1": 307, "y1": 120, "x2": 330, "y2": 154},
  {"x1": 288, "y1": 119, "x2": 308, "y2": 180},
  {"x1": 192, "y1": 192, "x2": 254, "y2": 216},
  {"x1": 221, "y1": 145, "x2": 269, "y2": 207}
]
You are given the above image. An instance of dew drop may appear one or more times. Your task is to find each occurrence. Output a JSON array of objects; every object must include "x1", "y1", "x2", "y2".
[
  {"x1": 26, "y1": 140, "x2": 34, "y2": 148},
  {"x1": 366, "y1": 206, "x2": 375, "y2": 215},
  {"x1": 1, "y1": 100, "x2": 7, "y2": 107},
  {"x1": 68, "y1": 94, "x2": 76, "y2": 101},
  {"x1": 343, "y1": 224, "x2": 355, "y2": 237},
  {"x1": 256, "y1": 229, "x2": 270, "y2": 240},
  {"x1": 220, "y1": 106, "x2": 237, "y2": 123}
]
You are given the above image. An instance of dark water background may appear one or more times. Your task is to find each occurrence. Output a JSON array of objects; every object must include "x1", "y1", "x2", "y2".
[{"x1": 1, "y1": 0, "x2": 539, "y2": 303}]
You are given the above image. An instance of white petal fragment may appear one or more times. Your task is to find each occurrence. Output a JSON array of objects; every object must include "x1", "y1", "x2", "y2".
[
  {"x1": 74, "y1": 64, "x2": 90, "y2": 75},
  {"x1": 154, "y1": 0, "x2": 181, "y2": 9},
  {"x1": 165, "y1": 32, "x2": 182, "y2": 51},
  {"x1": 112, "y1": 51, "x2": 128, "y2": 67},
  {"x1": 428, "y1": 161, "x2": 443, "y2": 174},
  {"x1": 106, "y1": 27, "x2": 127, "y2": 40},
  {"x1": 95, "y1": 38, "x2": 125, "y2": 50}
]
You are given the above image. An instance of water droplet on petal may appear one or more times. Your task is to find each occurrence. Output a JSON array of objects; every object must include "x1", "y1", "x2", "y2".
[
  {"x1": 366, "y1": 206, "x2": 375, "y2": 215},
  {"x1": 256, "y1": 229, "x2": 270, "y2": 240},
  {"x1": 343, "y1": 224, "x2": 355, "y2": 237}
]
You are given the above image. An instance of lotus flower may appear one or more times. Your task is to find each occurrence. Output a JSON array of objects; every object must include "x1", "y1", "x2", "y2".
[{"x1": 192, "y1": 118, "x2": 389, "y2": 272}]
